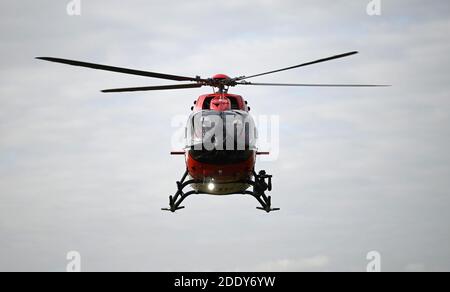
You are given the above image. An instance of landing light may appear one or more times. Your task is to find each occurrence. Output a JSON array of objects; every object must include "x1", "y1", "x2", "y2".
[{"x1": 207, "y1": 183, "x2": 215, "y2": 191}]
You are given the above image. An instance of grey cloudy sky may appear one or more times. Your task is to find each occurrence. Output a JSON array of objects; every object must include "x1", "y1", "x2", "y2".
[{"x1": 0, "y1": 0, "x2": 449, "y2": 271}]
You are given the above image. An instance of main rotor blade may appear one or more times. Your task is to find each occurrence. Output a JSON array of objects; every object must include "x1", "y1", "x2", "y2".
[
  {"x1": 237, "y1": 82, "x2": 390, "y2": 87},
  {"x1": 36, "y1": 57, "x2": 203, "y2": 82},
  {"x1": 101, "y1": 83, "x2": 203, "y2": 93},
  {"x1": 236, "y1": 51, "x2": 359, "y2": 81}
]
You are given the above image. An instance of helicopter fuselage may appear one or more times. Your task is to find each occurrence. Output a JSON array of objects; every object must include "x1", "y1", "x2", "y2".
[{"x1": 183, "y1": 91, "x2": 257, "y2": 195}]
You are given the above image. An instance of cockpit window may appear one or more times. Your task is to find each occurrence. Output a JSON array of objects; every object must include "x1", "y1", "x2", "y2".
[
  {"x1": 202, "y1": 96, "x2": 240, "y2": 110},
  {"x1": 202, "y1": 96, "x2": 214, "y2": 110},
  {"x1": 187, "y1": 110, "x2": 257, "y2": 151},
  {"x1": 229, "y1": 96, "x2": 240, "y2": 110}
]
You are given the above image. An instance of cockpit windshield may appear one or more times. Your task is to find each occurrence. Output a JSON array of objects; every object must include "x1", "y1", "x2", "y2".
[{"x1": 187, "y1": 110, "x2": 257, "y2": 151}]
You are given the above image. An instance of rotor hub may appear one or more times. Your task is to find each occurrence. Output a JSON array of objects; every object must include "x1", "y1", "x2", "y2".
[{"x1": 212, "y1": 74, "x2": 230, "y2": 80}]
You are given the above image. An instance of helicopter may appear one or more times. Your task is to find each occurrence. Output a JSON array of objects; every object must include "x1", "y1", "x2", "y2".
[{"x1": 36, "y1": 51, "x2": 388, "y2": 213}]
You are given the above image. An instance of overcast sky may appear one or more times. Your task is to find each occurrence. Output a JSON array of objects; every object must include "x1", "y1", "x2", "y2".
[{"x1": 1, "y1": 0, "x2": 449, "y2": 272}]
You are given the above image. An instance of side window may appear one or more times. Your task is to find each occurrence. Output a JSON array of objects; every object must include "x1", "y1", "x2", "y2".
[
  {"x1": 203, "y1": 97, "x2": 214, "y2": 110},
  {"x1": 229, "y1": 97, "x2": 240, "y2": 110}
]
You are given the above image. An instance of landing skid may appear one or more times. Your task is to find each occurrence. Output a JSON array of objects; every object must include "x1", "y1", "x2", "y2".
[{"x1": 162, "y1": 170, "x2": 279, "y2": 213}]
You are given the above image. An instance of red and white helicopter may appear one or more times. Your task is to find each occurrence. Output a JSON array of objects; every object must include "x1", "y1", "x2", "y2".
[{"x1": 37, "y1": 51, "x2": 388, "y2": 213}]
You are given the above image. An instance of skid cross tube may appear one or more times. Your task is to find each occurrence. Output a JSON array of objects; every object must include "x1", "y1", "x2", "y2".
[
  {"x1": 162, "y1": 170, "x2": 203, "y2": 212},
  {"x1": 162, "y1": 169, "x2": 279, "y2": 213}
]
